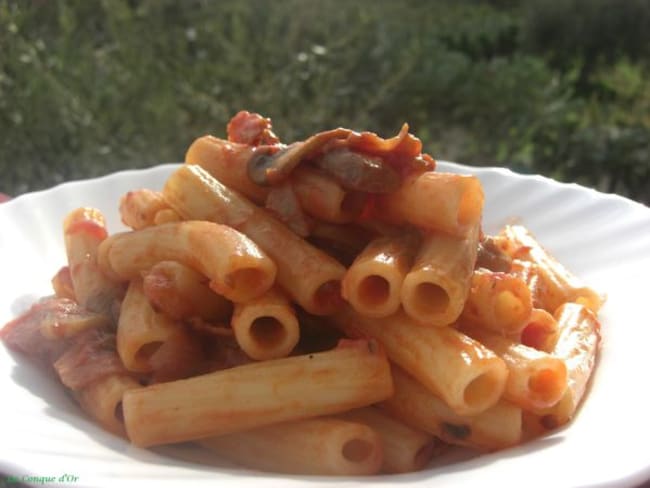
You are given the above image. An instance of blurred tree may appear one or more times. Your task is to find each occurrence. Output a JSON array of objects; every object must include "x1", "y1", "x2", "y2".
[{"x1": 0, "y1": 0, "x2": 648, "y2": 202}]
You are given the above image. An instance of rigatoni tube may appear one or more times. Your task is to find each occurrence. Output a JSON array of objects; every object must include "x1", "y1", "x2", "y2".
[
  {"x1": 163, "y1": 164, "x2": 345, "y2": 315},
  {"x1": 231, "y1": 287, "x2": 300, "y2": 360},
  {"x1": 199, "y1": 417, "x2": 383, "y2": 476},
  {"x1": 342, "y1": 234, "x2": 419, "y2": 318},
  {"x1": 118, "y1": 189, "x2": 171, "y2": 230},
  {"x1": 461, "y1": 268, "x2": 533, "y2": 335},
  {"x1": 97, "y1": 220, "x2": 276, "y2": 303},
  {"x1": 142, "y1": 261, "x2": 232, "y2": 322},
  {"x1": 338, "y1": 407, "x2": 439, "y2": 473},
  {"x1": 401, "y1": 225, "x2": 479, "y2": 327},
  {"x1": 516, "y1": 308, "x2": 560, "y2": 353},
  {"x1": 461, "y1": 325, "x2": 568, "y2": 411},
  {"x1": 528, "y1": 303, "x2": 601, "y2": 431},
  {"x1": 63, "y1": 207, "x2": 124, "y2": 316},
  {"x1": 332, "y1": 307, "x2": 507, "y2": 416},
  {"x1": 375, "y1": 172, "x2": 484, "y2": 237},
  {"x1": 122, "y1": 339, "x2": 394, "y2": 447},
  {"x1": 185, "y1": 136, "x2": 269, "y2": 203},
  {"x1": 382, "y1": 367, "x2": 522, "y2": 451},
  {"x1": 291, "y1": 167, "x2": 366, "y2": 223},
  {"x1": 75, "y1": 374, "x2": 140, "y2": 437},
  {"x1": 499, "y1": 225, "x2": 604, "y2": 313},
  {"x1": 186, "y1": 136, "x2": 366, "y2": 224},
  {"x1": 117, "y1": 279, "x2": 201, "y2": 377}
]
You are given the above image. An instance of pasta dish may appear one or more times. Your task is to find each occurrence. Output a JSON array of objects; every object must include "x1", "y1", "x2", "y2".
[{"x1": 0, "y1": 111, "x2": 603, "y2": 476}]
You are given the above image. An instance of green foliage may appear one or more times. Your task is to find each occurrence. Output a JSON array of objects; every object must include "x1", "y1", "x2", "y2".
[{"x1": 0, "y1": 0, "x2": 648, "y2": 202}]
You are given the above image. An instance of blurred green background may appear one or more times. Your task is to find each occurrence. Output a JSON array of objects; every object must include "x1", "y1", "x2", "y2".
[{"x1": 1, "y1": 0, "x2": 649, "y2": 203}]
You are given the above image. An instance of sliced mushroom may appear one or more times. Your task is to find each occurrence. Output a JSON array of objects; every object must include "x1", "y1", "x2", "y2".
[
  {"x1": 247, "y1": 128, "x2": 350, "y2": 186},
  {"x1": 475, "y1": 236, "x2": 513, "y2": 272},
  {"x1": 311, "y1": 148, "x2": 401, "y2": 193}
]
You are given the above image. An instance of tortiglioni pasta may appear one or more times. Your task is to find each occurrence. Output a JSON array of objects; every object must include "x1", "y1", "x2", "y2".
[{"x1": 0, "y1": 110, "x2": 603, "y2": 477}]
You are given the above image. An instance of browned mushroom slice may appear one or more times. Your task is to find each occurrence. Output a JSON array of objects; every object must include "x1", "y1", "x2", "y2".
[
  {"x1": 476, "y1": 236, "x2": 513, "y2": 272},
  {"x1": 247, "y1": 128, "x2": 350, "y2": 186},
  {"x1": 311, "y1": 148, "x2": 401, "y2": 193}
]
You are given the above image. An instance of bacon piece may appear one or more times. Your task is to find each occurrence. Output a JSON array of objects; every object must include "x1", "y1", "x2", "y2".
[
  {"x1": 227, "y1": 110, "x2": 281, "y2": 146},
  {"x1": 347, "y1": 123, "x2": 421, "y2": 156},
  {"x1": 53, "y1": 327, "x2": 130, "y2": 391},
  {"x1": 0, "y1": 297, "x2": 76, "y2": 366},
  {"x1": 344, "y1": 123, "x2": 436, "y2": 176},
  {"x1": 1, "y1": 297, "x2": 125, "y2": 390},
  {"x1": 0, "y1": 297, "x2": 109, "y2": 364}
]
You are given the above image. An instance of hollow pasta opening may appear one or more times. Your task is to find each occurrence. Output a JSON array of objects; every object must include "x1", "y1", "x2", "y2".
[
  {"x1": 463, "y1": 371, "x2": 500, "y2": 408},
  {"x1": 528, "y1": 368, "x2": 563, "y2": 404},
  {"x1": 358, "y1": 275, "x2": 391, "y2": 306},
  {"x1": 520, "y1": 321, "x2": 551, "y2": 350},
  {"x1": 412, "y1": 282, "x2": 449, "y2": 316},
  {"x1": 250, "y1": 316, "x2": 287, "y2": 349},
  {"x1": 341, "y1": 438, "x2": 374, "y2": 463},
  {"x1": 494, "y1": 290, "x2": 527, "y2": 326},
  {"x1": 227, "y1": 268, "x2": 267, "y2": 294}
]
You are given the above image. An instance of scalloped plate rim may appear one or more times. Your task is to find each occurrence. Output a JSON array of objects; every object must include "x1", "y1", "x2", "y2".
[{"x1": 1, "y1": 162, "x2": 649, "y2": 488}]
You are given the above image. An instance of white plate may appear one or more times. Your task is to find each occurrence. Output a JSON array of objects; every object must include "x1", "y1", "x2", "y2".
[{"x1": 1, "y1": 162, "x2": 649, "y2": 488}]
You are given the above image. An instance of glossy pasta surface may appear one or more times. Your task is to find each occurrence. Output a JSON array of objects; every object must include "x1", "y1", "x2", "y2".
[{"x1": 0, "y1": 111, "x2": 605, "y2": 479}]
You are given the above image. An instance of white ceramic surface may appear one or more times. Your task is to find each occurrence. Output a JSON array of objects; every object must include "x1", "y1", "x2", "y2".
[{"x1": 1, "y1": 162, "x2": 649, "y2": 488}]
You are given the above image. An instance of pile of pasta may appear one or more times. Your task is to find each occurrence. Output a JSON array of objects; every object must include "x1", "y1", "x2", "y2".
[{"x1": 1, "y1": 111, "x2": 603, "y2": 476}]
